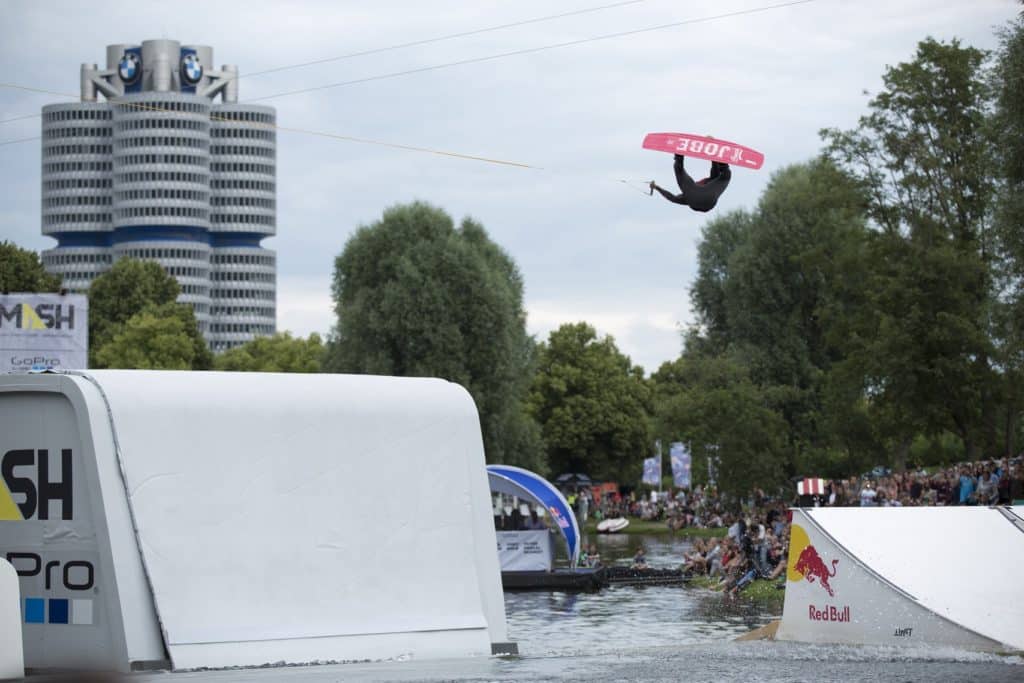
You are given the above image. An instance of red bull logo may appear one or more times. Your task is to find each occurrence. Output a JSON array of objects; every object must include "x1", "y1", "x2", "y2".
[
  {"x1": 794, "y1": 544, "x2": 839, "y2": 597},
  {"x1": 548, "y1": 505, "x2": 570, "y2": 529},
  {"x1": 787, "y1": 524, "x2": 839, "y2": 597}
]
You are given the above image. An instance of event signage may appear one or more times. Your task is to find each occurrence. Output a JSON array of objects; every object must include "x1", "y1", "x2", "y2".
[
  {"x1": 0, "y1": 448, "x2": 74, "y2": 521},
  {"x1": 669, "y1": 442, "x2": 691, "y2": 488},
  {"x1": 495, "y1": 530, "x2": 553, "y2": 572},
  {"x1": 0, "y1": 405, "x2": 102, "y2": 637},
  {"x1": 642, "y1": 455, "x2": 661, "y2": 485},
  {"x1": 0, "y1": 294, "x2": 88, "y2": 372}
]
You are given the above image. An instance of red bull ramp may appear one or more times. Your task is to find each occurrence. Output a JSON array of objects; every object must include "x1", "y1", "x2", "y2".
[{"x1": 777, "y1": 506, "x2": 1024, "y2": 652}]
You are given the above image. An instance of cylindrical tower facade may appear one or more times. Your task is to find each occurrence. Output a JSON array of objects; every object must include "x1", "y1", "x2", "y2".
[
  {"x1": 40, "y1": 102, "x2": 115, "y2": 292},
  {"x1": 208, "y1": 104, "x2": 277, "y2": 351},
  {"x1": 112, "y1": 91, "x2": 213, "y2": 330},
  {"x1": 40, "y1": 40, "x2": 277, "y2": 350}
]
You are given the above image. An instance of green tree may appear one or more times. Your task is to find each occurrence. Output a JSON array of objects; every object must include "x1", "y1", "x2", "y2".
[
  {"x1": 0, "y1": 241, "x2": 61, "y2": 293},
  {"x1": 688, "y1": 209, "x2": 755, "y2": 351},
  {"x1": 527, "y1": 322, "x2": 650, "y2": 482},
  {"x1": 822, "y1": 38, "x2": 993, "y2": 242},
  {"x1": 94, "y1": 304, "x2": 195, "y2": 370},
  {"x1": 991, "y1": 14, "x2": 1024, "y2": 455},
  {"x1": 88, "y1": 260, "x2": 211, "y2": 370},
  {"x1": 822, "y1": 37, "x2": 998, "y2": 463},
  {"x1": 325, "y1": 201, "x2": 543, "y2": 471},
  {"x1": 214, "y1": 332, "x2": 325, "y2": 372},
  {"x1": 88, "y1": 259, "x2": 180, "y2": 356},
  {"x1": 651, "y1": 354, "x2": 788, "y2": 499},
  {"x1": 685, "y1": 160, "x2": 871, "y2": 477}
]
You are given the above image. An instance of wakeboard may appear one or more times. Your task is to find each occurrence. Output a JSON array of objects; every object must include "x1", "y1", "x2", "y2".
[{"x1": 643, "y1": 132, "x2": 764, "y2": 170}]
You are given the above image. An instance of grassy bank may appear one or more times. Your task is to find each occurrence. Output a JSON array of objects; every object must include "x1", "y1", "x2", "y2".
[
  {"x1": 690, "y1": 575, "x2": 785, "y2": 606},
  {"x1": 582, "y1": 519, "x2": 728, "y2": 538}
]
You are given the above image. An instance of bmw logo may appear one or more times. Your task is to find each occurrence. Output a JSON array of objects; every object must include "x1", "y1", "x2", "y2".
[
  {"x1": 180, "y1": 54, "x2": 203, "y2": 85},
  {"x1": 118, "y1": 52, "x2": 141, "y2": 84}
]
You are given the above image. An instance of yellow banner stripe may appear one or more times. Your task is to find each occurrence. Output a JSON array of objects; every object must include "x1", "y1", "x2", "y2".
[{"x1": 0, "y1": 480, "x2": 23, "y2": 521}]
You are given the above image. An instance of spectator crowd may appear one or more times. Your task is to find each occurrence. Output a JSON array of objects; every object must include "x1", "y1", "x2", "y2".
[
  {"x1": 821, "y1": 458, "x2": 1023, "y2": 507},
  {"x1": 494, "y1": 456, "x2": 1023, "y2": 597},
  {"x1": 570, "y1": 455, "x2": 1023, "y2": 596}
]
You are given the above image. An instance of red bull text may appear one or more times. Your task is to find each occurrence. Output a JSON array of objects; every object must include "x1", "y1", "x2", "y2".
[{"x1": 808, "y1": 605, "x2": 851, "y2": 622}]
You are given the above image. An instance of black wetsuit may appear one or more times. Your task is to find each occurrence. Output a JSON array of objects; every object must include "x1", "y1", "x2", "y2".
[{"x1": 652, "y1": 154, "x2": 731, "y2": 213}]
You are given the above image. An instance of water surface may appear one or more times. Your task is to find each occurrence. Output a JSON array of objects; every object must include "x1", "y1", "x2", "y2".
[{"x1": 137, "y1": 533, "x2": 1021, "y2": 682}]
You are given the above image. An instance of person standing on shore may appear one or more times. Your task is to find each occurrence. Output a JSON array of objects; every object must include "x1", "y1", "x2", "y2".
[{"x1": 958, "y1": 466, "x2": 976, "y2": 505}]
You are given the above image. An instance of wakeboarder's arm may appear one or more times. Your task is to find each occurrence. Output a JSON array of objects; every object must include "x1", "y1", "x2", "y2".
[{"x1": 650, "y1": 182, "x2": 689, "y2": 206}]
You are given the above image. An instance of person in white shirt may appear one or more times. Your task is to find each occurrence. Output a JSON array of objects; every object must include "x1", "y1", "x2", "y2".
[{"x1": 859, "y1": 482, "x2": 877, "y2": 507}]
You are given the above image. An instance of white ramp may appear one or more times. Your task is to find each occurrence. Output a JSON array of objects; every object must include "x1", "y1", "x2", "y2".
[
  {"x1": 0, "y1": 371, "x2": 510, "y2": 671},
  {"x1": 0, "y1": 559, "x2": 23, "y2": 680},
  {"x1": 777, "y1": 507, "x2": 1024, "y2": 652}
]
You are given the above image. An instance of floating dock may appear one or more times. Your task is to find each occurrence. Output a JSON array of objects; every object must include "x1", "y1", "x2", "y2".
[{"x1": 501, "y1": 566, "x2": 688, "y2": 591}]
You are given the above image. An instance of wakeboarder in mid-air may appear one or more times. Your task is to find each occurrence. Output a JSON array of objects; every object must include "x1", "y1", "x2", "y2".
[
  {"x1": 649, "y1": 155, "x2": 731, "y2": 213},
  {"x1": 641, "y1": 132, "x2": 764, "y2": 213}
]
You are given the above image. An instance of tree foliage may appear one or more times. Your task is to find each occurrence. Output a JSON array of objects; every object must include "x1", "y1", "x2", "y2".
[
  {"x1": 684, "y1": 160, "x2": 871, "y2": 479},
  {"x1": 0, "y1": 241, "x2": 61, "y2": 293},
  {"x1": 527, "y1": 322, "x2": 650, "y2": 482},
  {"x1": 651, "y1": 355, "x2": 788, "y2": 499},
  {"x1": 822, "y1": 38, "x2": 993, "y2": 242},
  {"x1": 325, "y1": 201, "x2": 544, "y2": 471},
  {"x1": 93, "y1": 303, "x2": 196, "y2": 370},
  {"x1": 822, "y1": 37, "x2": 999, "y2": 462},
  {"x1": 990, "y1": 15, "x2": 1024, "y2": 456},
  {"x1": 670, "y1": 32, "x2": 1024, "y2": 489},
  {"x1": 88, "y1": 260, "x2": 211, "y2": 370},
  {"x1": 214, "y1": 332, "x2": 325, "y2": 372},
  {"x1": 88, "y1": 259, "x2": 179, "y2": 352}
]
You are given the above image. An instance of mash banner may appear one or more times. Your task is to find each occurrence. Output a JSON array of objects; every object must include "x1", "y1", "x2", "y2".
[
  {"x1": 0, "y1": 294, "x2": 88, "y2": 372},
  {"x1": 670, "y1": 442, "x2": 691, "y2": 488}
]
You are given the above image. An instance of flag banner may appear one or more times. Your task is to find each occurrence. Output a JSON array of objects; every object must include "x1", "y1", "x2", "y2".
[
  {"x1": 642, "y1": 456, "x2": 661, "y2": 485},
  {"x1": 0, "y1": 294, "x2": 88, "y2": 372},
  {"x1": 797, "y1": 478, "x2": 827, "y2": 496},
  {"x1": 670, "y1": 442, "x2": 691, "y2": 488}
]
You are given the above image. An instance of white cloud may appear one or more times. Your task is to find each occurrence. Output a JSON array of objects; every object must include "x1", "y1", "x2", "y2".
[{"x1": 276, "y1": 275, "x2": 334, "y2": 339}]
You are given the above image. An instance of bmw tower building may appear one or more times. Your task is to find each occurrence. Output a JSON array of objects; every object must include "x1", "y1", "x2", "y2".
[{"x1": 41, "y1": 40, "x2": 276, "y2": 351}]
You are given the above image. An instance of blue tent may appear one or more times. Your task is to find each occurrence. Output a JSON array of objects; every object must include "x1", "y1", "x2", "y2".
[{"x1": 487, "y1": 465, "x2": 581, "y2": 568}]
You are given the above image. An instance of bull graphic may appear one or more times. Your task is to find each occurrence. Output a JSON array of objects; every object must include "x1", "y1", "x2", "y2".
[{"x1": 794, "y1": 545, "x2": 839, "y2": 597}]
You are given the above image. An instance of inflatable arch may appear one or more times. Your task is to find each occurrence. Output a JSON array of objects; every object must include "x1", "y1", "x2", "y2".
[{"x1": 487, "y1": 465, "x2": 580, "y2": 568}]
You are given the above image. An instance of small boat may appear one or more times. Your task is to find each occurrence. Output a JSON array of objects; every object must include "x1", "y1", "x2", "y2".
[{"x1": 596, "y1": 517, "x2": 630, "y2": 533}]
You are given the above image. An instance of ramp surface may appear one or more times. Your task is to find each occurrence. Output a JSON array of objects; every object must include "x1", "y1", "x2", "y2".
[
  {"x1": 0, "y1": 371, "x2": 510, "y2": 671},
  {"x1": 777, "y1": 507, "x2": 1024, "y2": 652},
  {"x1": 94, "y1": 371, "x2": 504, "y2": 668}
]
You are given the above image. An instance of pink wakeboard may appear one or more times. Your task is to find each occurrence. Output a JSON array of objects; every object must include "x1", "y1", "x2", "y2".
[{"x1": 643, "y1": 132, "x2": 764, "y2": 170}]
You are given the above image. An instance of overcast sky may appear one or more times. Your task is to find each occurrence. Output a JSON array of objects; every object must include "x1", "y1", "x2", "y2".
[{"x1": 1, "y1": 0, "x2": 1019, "y2": 372}]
